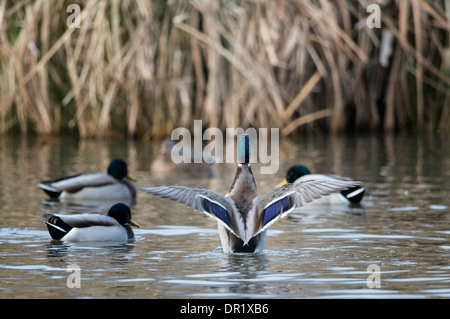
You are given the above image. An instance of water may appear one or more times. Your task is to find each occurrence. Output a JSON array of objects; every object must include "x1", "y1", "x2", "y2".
[{"x1": 1, "y1": 133, "x2": 450, "y2": 299}]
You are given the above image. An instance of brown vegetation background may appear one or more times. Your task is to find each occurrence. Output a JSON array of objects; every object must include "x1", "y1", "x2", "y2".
[{"x1": 1, "y1": 0, "x2": 449, "y2": 139}]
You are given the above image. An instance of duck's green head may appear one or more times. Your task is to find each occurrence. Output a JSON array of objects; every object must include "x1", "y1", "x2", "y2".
[
  {"x1": 108, "y1": 203, "x2": 139, "y2": 227},
  {"x1": 286, "y1": 165, "x2": 311, "y2": 182},
  {"x1": 238, "y1": 134, "x2": 250, "y2": 164},
  {"x1": 108, "y1": 159, "x2": 135, "y2": 180},
  {"x1": 275, "y1": 165, "x2": 311, "y2": 187}
]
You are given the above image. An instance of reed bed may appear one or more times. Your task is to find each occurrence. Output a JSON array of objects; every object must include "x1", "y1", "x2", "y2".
[{"x1": 1, "y1": 0, "x2": 449, "y2": 139}]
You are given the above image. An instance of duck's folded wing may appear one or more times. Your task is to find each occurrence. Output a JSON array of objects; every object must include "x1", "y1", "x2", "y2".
[
  {"x1": 54, "y1": 213, "x2": 119, "y2": 228},
  {"x1": 297, "y1": 174, "x2": 366, "y2": 203},
  {"x1": 38, "y1": 173, "x2": 117, "y2": 194},
  {"x1": 296, "y1": 173, "x2": 354, "y2": 183},
  {"x1": 140, "y1": 186, "x2": 239, "y2": 236},
  {"x1": 249, "y1": 179, "x2": 361, "y2": 241}
]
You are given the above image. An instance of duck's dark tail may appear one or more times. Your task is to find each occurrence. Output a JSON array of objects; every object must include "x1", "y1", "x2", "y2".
[
  {"x1": 340, "y1": 186, "x2": 366, "y2": 203},
  {"x1": 37, "y1": 183, "x2": 62, "y2": 198},
  {"x1": 44, "y1": 216, "x2": 72, "y2": 240}
]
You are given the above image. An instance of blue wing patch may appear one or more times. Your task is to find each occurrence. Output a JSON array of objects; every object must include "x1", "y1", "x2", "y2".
[
  {"x1": 201, "y1": 198, "x2": 231, "y2": 228},
  {"x1": 263, "y1": 196, "x2": 293, "y2": 226}
]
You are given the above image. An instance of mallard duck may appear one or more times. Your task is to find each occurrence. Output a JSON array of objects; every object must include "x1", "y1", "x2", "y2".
[
  {"x1": 141, "y1": 134, "x2": 360, "y2": 254},
  {"x1": 276, "y1": 165, "x2": 366, "y2": 204},
  {"x1": 44, "y1": 203, "x2": 139, "y2": 242},
  {"x1": 150, "y1": 138, "x2": 215, "y2": 177},
  {"x1": 37, "y1": 159, "x2": 136, "y2": 200}
]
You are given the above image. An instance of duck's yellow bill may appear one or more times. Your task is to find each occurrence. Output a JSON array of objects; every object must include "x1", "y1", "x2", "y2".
[
  {"x1": 127, "y1": 173, "x2": 136, "y2": 181},
  {"x1": 275, "y1": 178, "x2": 288, "y2": 188},
  {"x1": 129, "y1": 218, "x2": 140, "y2": 228}
]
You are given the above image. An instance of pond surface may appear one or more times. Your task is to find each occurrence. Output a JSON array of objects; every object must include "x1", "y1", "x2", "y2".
[{"x1": 1, "y1": 133, "x2": 450, "y2": 299}]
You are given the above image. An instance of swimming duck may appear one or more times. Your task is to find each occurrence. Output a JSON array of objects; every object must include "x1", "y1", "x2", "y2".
[
  {"x1": 141, "y1": 134, "x2": 360, "y2": 254},
  {"x1": 150, "y1": 138, "x2": 215, "y2": 177},
  {"x1": 276, "y1": 165, "x2": 366, "y2": 204},
  {"x1": 44, "y1": 203, "x2": 139, "y2": 242},
  {"x1": 37, "y1": 159, "x2": 136, "y2": 200}
]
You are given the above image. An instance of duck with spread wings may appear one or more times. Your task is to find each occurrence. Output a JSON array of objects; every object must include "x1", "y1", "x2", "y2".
[{"x1": 141, "y1": 134, "x2": 360, "y2": 253}]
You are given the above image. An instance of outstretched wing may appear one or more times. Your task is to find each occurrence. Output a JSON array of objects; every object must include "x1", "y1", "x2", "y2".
[
  {"x1": 248, "y1": 179, "x2": 361, "y2": 242},
  {"x1": 140, "y1": 186, "x2": 240, "y2": 237}
]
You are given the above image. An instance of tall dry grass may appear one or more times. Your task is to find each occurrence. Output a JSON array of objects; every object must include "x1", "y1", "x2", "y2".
[{"x1": 0, "y1": 0, "x2": 449, "y2": 139}]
